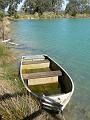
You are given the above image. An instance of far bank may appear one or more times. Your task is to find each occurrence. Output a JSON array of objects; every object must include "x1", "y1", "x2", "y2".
[{"x1": 9, "y1": 12, "x2": 90, "y2": 20}]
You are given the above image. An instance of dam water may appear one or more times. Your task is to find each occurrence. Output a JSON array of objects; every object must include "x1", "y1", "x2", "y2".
[{"x1": 11, "y1": 18, "x2": 90, "y2": 120}]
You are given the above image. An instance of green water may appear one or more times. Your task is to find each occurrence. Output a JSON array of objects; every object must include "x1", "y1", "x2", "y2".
[
  {"x1": 22, "y1": 67, "x2": 51, "y2": 74},
  {"x1": 11, "y1": 19, "x2": 90, "y2": 120},
  {"x1": 29, "y1": 82, "x2": 61, "y2": 96}
]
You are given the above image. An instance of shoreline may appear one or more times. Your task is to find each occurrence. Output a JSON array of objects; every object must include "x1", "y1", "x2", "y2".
[{"x1": 9, "y1": 13, "x2": 90, "y2": 20}]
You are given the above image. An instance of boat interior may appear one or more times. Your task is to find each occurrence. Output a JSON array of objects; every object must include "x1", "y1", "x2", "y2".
[{"x1": 22, "y1": 55, "x2": 72, "y2": 96}]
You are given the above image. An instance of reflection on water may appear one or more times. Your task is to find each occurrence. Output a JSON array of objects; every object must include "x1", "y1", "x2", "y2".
[{"x1": 11, "y1": 19, "x2": 90, "y2": 120}]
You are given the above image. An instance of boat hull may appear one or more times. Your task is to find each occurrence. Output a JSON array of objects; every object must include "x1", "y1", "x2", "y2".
[{"x1": 20, "y1": 54, "x2": 74, "y2": 112}]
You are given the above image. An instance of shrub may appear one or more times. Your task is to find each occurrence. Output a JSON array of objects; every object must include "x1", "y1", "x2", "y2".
[{"x1": 0, "y1": 10, "x2": 4, "y2": 21}]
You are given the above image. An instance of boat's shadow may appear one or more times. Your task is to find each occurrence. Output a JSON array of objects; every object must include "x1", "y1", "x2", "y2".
[
  {"x1": 22, "y1": 109, "x2": 42, "y2": 120},
  {"x1": 23, "y1": 108, "x2": 63, "y2": 120},
  {"x1": 0, "y1": 92, "x2": 24, "y2": 101}
]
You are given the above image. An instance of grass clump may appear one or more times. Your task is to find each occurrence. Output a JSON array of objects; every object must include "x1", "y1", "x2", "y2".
[
  {"x1": 0, "y1": 44, "x2": 40, "y2": 120},
  {"x1": 0, "y1": 43, "x2": 21, "y2": 95},
  {"x1": 0, "y1": 94, "x2": 39, "y2": 120},
  {"x1": 0, "y1": 44, "x2": 16, "y2": 66}
]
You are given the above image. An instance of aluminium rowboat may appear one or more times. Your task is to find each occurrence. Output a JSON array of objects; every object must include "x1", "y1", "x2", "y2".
[{"x1": 20, "y1": 55, "x2": 74, "y2": 113}]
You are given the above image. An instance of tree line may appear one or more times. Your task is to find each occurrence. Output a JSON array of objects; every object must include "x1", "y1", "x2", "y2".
[
  {"x1": 65, "y1": 0, "x2": 90, "y2": 16},
  {"x1": 24, "y1": 0, "x2": 63, "y2": 14},
  {"x1": 0, "y1": 0, "x2": 90, "y2": 19},
  {"x1": 21, "y1": 0, "x2": 90, "y2": 16},
  {"x1": 0, "y1": 0, "x2": 21, "y2": 19}
]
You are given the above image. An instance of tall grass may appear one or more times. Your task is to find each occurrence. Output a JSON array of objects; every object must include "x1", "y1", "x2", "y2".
[
  {"x1": 0, "y1": 94, "x2": 40, "y2": 120},
  {"x1": 0, "y1": 44, "x2": 40, "y2": 120},
  {"x1": 0, "y1": 44, "x2": 16, "y2": 66}
]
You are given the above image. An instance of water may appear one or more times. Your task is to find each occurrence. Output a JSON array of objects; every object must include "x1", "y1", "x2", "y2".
[
  {"x1": 11, "y1": 19, "x2": 90, "y2": 120},
  {"x1": 29, "y1": 82, "x2": 61, "y2": 96}
]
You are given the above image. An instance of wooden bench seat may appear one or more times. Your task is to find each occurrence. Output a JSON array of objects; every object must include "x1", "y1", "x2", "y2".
[
  {"x1": 22, "y1": 59, "x2": 50, "y2": 70},
  {"x1": 23, "y1": 70, "x2": 62, "y2": 79},
  {"x1": 23, "y1": 70, "x2": 62, "y2": 85},
  {"x1": 22, "y1": 59, "x2": 49, "y2": 65}
]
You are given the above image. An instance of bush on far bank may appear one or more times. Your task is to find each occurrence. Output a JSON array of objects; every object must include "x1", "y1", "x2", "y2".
[
  {"x1": 0, "y1": 10, "x2": 4, "y2": 21},
  {"x1": 11, "y1": 12, "x2": 65, "y2": 20}
]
